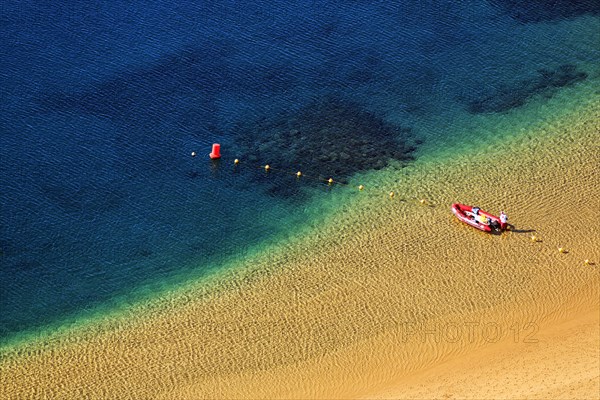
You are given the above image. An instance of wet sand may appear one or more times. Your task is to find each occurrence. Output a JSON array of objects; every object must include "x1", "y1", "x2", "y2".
[{"x1": 1, "y1": 98, "x2": 599, "y2": 399}]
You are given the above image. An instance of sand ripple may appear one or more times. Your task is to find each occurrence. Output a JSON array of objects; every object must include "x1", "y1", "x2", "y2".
[{"x1": 1, "y1": 101, "x2": 599, "y2": 399}]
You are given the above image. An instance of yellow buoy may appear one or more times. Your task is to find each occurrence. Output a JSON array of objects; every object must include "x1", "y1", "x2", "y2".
[
  {"x1": 328, "y1": 178, "x2": 334, "y2": 184},
  {"x1": 264, "y1": 165, "x2": 271, "y2": 171},
  {"x1": 558, "y1": 247, "x2": 567, "y2": 253},
  {"x1": 419, "y1": 199, "x2": 426, "y2": 205},
  {"x1": 234, "y1": 158, "x2": 239, "y2": 165},
  {"x1": 584, "y1": 259, "x2": 592, "y2": 265},
  {"x1": 296, "y1": 171, "x2": 302, "y2": 177},
  {"x1": 191, "y1": 151, "x2": 197, "y2": 157},
  {"x1": 530, "y1": 235, "x2": 537, "y2": 242},
  {"x1": 358, "y1": 185, "x2": 364, "y2": 191},
  {"x1": 389, "y1": 191, "x2": 395, "y2": 198}
]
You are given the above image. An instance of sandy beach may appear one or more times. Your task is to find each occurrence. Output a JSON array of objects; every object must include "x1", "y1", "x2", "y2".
[{"x1": 1, "y1": 97, "x2": 599, "y2": 398}]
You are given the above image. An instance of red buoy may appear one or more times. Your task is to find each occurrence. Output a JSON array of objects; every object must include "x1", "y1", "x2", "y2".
[{"x1": 209, "y1": 143, "x2": 221, "y2": 159}]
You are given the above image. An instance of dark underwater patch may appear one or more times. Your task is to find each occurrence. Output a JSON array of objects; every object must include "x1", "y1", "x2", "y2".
[
  {"x1": 41, "y1": 182, "x2": 124, "y2": 214},
  {"x1": 318, "y1": 47, "x2": 384, "y2": 88},
  {"x1": 465, "y1": 64, "x2": 587, "y2": 114},
  {"x1": 38, "y1": 44, "x2": 299, "y2": 122},
  {"x1": 36, "y1": 44, "x2": 305, "y2": 179},
  {"x1": 0, "y1": 239, "x2": 21, "y2": 258},
  {"x1": 13, "y1": 258, "x2": 43, "y2": 271},
  {"x1": 488, "y1": 0, "x2": 600, "y2": 23},
  {"x1": 38, "y1": 46, "x2": 231, "y2": 123},
  {"x1": 232, "y1": 96, "x2": 416, "y2": 199}
]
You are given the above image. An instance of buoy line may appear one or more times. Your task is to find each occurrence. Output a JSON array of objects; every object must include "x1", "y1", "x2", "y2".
[{"x1": 194, "y1": 145, "x2": 596, "y2": 267}]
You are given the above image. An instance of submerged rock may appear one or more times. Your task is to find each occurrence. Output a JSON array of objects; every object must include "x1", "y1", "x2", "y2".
[
  {"x1": 233, "y1": 96, "x2": 416, "y2": 198},
  {"x1": 466, "y1": 64, "x2": 587, "y2": 114},
  {"x1": 488, "y1": 0, "x2": 600, "y2": 23}
]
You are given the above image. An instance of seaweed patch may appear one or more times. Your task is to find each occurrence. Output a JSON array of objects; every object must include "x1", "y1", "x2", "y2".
[{"x1": 233, "y1": 96, "x2": 416, "y2": 198}]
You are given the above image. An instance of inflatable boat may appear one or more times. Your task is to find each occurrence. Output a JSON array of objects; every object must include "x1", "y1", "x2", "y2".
[{"x1": 451, "y1": 203, "x2": 504, "y2": 233}]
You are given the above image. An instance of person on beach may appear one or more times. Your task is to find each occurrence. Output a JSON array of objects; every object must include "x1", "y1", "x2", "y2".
[
  {"x1": 499, "y1": 211, "x2": 508, "y2": 230},
  {"x1": 472, "y1": 207, "x2": 488, "y2": 224},
  {"x1": 472, "y1": 207, "x2": 480, "y2": 221}
]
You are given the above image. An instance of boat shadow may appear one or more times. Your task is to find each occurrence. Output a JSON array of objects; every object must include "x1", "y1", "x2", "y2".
[
  {"x1": 507, "y1": 225, "x2": 536, "y2": 234},
  {"x1": 487, "y1": 225, "x2": 536, "y2": 236}
]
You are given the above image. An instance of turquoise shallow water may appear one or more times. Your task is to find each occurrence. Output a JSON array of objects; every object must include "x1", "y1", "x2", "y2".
[{"x1": 1, "y1": 1, "x2": 599, "y2": 344}]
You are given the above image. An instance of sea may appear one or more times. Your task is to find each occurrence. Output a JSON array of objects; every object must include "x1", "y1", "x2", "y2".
[{"x1": 1, "y1": 0, "x2": 599, "y2": 345}]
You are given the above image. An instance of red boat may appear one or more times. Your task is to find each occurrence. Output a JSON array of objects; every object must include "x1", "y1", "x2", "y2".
[{"x1": 451, "y1": 203, "x2": 505, "y2": 233}]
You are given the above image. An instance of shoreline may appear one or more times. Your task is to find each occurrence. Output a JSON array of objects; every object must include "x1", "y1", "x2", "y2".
[
  {"x1": 1, "y1": 94, "x2": 599, "y2": 398},
  {"x1": 1, "y1": 75, "x2": 597, "y2": 353}
]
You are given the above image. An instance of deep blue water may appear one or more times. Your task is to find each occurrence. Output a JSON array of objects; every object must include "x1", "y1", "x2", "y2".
[{"x1": 1, "y1": 1, "x2": 599, "y2": 343}]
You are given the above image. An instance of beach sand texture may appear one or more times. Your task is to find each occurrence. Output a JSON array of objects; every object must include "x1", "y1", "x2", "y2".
[{"x1": 1, "y1": 99, "x2": 599, "y2": 399}]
